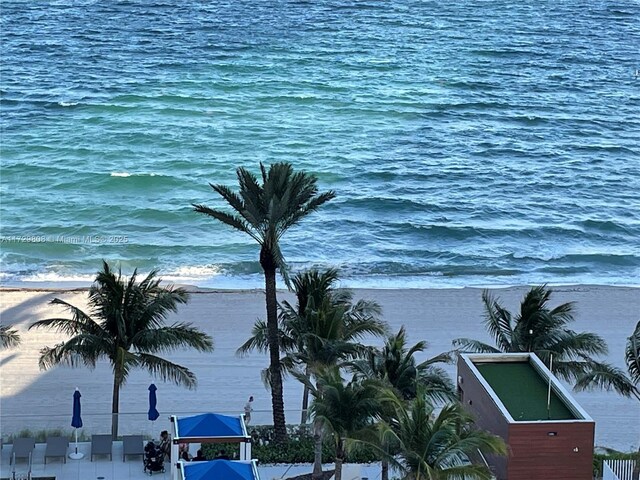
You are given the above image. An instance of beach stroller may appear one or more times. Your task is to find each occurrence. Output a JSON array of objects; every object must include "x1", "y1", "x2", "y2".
[{"x1": 143, "y1": 441, "x2": 165, "y2": 475}]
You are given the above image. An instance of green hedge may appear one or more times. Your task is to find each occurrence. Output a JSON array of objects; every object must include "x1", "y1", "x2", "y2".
[{"x1": 201, "y1": 425, "x2": 381, "y2": 464}]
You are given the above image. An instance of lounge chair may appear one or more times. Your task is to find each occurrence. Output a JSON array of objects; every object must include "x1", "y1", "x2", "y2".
[
  {"x1": 91, "y1": 434, "x2": 112, "y2": 461},
  {"x1": 122, "y1": 435, "x2": 144, "y2": 462},
  {"x1": 10, "y1": 437, "x2": 35, "y2": 464},
  {"x1": 45, "y1": 436, "x2": 69, "y2": 464}
]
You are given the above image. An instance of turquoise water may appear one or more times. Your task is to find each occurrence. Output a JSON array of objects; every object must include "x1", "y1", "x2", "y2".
[{"x1": 1, "y1": 0, "x2": 639, "y2": 287}]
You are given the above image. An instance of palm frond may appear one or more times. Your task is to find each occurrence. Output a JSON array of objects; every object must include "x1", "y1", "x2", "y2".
[
  {"x1": 543, "y1": 331, "x2": 608, "y2": 359},
  {"x1": 236, "y1": 319, "x2": 270, "y2": 356},
  {"x1": 38, "y1": 334, "x2": 110, "y2": 370},
  {"x1": 481, "y1": 290, "x2": 513, "y2": 352},
  {"x1": 452, "y1": 338, "x2": 501, "y2": 354},
  {"x1": 136, "y1": 353, "x2": 197, "y2": 389},
  {"x1": 30, "y1": 299, "x2": 102, "y2": 336},
  {"x1": 574, "y1": 361, "x2": 639, "y2": 400},
  {"x1": 0, "y1": 324, "x2": 21, "y2": 349},
  {"x1": 193, "y1": 204, "x2": 259, "y2": 241},
  {"x1": 626, "y1": 321, "x2": 640, "y2": 384},
  {"x1": 132, "y1": 322, "x2": 213, "y2": 354}
]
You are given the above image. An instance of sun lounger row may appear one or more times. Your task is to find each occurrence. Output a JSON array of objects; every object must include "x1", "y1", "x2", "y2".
[{"x1": 7, "y1": 435, "x2": 145, "y2": 463}]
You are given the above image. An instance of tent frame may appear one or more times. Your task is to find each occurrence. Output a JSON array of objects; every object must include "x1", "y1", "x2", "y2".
[{"x1": 170, "y1": 413, "x2": 253, "y2": 480}]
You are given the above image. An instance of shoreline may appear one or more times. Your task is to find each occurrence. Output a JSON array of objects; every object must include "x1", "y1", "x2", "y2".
[
  {"x1": 1, "y1": 284, "x2": 638, "y2": 451},
  {"x1": 1, "y1": 282, "x2": 638, "y2": 293}
]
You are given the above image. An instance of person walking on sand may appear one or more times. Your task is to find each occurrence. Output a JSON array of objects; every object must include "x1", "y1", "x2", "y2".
[{"x1": 244, "y1": 396, "x2": 254, "y2": 424}]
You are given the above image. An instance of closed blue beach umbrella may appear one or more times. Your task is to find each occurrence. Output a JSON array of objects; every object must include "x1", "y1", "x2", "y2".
[
  {"x1": 72, "y1": 389, "x2": 83, "y2": 428},
  {"x1": 69, "y1": 388, "x2": 84, "y2": 459},
  {"x1": 148, "y1": 384, "x2": 159, "y2": 421}
]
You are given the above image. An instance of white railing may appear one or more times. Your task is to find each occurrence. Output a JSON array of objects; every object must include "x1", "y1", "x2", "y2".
[{"x1": 603, "y1": 459, "x2": 638, "y2": 480}]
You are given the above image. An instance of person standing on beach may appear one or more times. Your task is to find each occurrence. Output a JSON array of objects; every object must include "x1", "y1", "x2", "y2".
[{"x1": 244, "y1": 396, "x2": 254, "y2": 424}]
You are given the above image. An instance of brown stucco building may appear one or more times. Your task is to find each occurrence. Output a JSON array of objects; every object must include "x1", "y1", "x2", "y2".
[{"x1": 457, "y1": 353, "x2": 595, "y2": 480}]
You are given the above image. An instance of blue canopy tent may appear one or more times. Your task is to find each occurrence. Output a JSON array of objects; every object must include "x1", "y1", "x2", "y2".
[
  {"x1": 170, "y1": 413, "x2": 253, "y2": 480},
  {"x1": 178, "y1": 459, "x2": 260, "y2": 480},
  {"x1": 173, "y1": 413, "x2": 249, "y2": 442}
]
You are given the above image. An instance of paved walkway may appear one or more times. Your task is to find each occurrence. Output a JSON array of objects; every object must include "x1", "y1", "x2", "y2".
[
  {"x1": 0, "y1": 441, "x2": 382, "y2": 480},
  {"x1": 0, "y1": 441, "x2": 169, "y2": 480}
]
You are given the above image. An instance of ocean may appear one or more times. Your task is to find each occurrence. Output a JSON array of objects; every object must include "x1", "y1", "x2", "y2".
[{"x1": 1, "y1": 0, "x2": 639, "y2": 288}]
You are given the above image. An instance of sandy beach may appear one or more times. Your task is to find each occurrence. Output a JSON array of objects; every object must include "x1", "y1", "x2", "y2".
[{"x1": 1, "y1": 285, "x2": 638, "y2": 451}]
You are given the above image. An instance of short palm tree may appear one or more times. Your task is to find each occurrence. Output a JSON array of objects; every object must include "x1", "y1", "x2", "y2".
[
  {"x1": 0, "y1": 324, "x2": 21, "y2": 349},
  {"x1": 238, "y1": 268, "x2": 386, "y2": 478},
  {"x1": 453, "y1": 285, "x2": 628, "y2": 391},
  {"x1": 309, "y1": 368, "x2": 381, "y2": 480},
  {"x1": 350, "y1": 327, "x2": 455, "y2": 480},
  {"x1": 237, "y1": 268, "x2": 386, "y2": 419},
  {"x1": 350, "y1": 326, "x2": 455, "y2": 404},
  {"x1": 194, "y1": 163, "x2": 335, "y2": 442},
  {"x1": 29, "y1": 261, "x2": 214, "y2": 438},
  {"x1": 376, "y1": 393, "x2": 506, "y2": 480},
  {"x1": 289, "y1": 295, "x2": 386, "y2": 479}
]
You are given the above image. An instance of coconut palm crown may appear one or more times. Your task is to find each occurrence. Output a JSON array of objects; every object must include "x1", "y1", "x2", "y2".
[
  {"x1": 376, "y1": 392, "x2": 506, "y2": 480},
  {"x1": 453, "y1": 285, "x2": 629, "y2": 391},
  {"x1": 309, "y1": 368, "x2": 382, "y2": 480},
  {"x1": 29, "y1": 261, "x2": 214, "y2": 438},
  {"x1": 350, "y1": 326, "x2": 455, "y2": 404},
  {"x1": 237, "y1": 268, "x2": 385, "y2": 419}
]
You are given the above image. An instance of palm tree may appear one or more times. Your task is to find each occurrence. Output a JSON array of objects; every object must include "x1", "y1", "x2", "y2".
[
  {"x1": 350, "y1": 326, "x2": 455, "y2": 404},
  {"x1": 349, "y1": 327, "x2": 456, "y2": 480},
  {"x1": 280, "y1": 272, "x2": 386, "y2": 419},
  {"x1": 0, "y1": 324, "x2": 21, "y2": 349},
  {"x1": 29, "y1": 261, "x2": 214, "y2": 438},
  {"x1": 194, "y1": 163, "x2": 335, "y2": 442},
  {"x1": 309, "y1": 368, "x2": 381, "y2": 480},
  {"x1": 453, "y1": 285, "x2": 629, "y2": 391},
  {"x1": 288, "y1": 295, "x2": 386, "y2": 479},
  {"x1": 238, "y1": 268, "x2": 386, "y2": 478},
  {"x1": 376, "y1": 393, "x2": 506, "y2": 480},
  {"x1": 237, "y1": 268, "x2": 345, "y2": 422}
]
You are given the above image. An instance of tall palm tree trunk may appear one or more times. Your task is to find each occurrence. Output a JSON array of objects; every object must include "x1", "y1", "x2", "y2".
[
  {"x1": 301, "y1": 364, "x2": 311, "y2": 424},
  {"x1": 111, "y1": 368, "x2": 122, "y2": 439},
  {"x1": 381, "y1": 458, "x2": 389, "y2": 480},
  {"x1": 261, "y1": 253, "x2": 287, "y2": 443}
]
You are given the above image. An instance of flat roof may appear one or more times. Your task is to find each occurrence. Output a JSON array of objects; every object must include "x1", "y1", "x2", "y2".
[
  {"x1": 460, "y1": 353, "x2": 593, "y2": 423},
  {"x1": 475, "y1": 361, "x2": 576, "y2": 421}
]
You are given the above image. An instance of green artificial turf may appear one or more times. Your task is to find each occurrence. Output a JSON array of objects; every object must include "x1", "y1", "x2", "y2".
[{"x1": 476, "y1": 361, "x2": 576, "y2": 421}]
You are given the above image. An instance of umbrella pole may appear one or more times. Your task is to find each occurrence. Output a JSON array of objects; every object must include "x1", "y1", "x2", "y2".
[{"x1": 69, "y1": 428, "x2": 85, "y2": 460}]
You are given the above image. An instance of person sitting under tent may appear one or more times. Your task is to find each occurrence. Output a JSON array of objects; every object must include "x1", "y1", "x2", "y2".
[
  {"x1": 215, "y1": 449, "x2": 230, "y2": 460},
  {"x1": 192, "y1": 449, "x2": 206, "y2": 462}
]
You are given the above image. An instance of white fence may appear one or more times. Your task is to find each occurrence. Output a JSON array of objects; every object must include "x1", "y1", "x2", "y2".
[{"x1": 603, "y1": 459, "x2": 638, "y2": 480}]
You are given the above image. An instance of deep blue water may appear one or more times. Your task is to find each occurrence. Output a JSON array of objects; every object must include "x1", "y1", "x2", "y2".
[{"x1": 1, "y1": 0, "x2": 639, "y2": 287}]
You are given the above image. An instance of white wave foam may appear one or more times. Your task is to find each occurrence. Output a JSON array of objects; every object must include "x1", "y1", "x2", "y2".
[
  {"x1": 110, "y1": 172, "x2": 158, "y2": 177},
  {"x1": 20, "y1": 271, "x2": 96, "y2": 283},
  {"x1": 163, "y1": 265, "x2": 221, "y2": 282},
  {"x1": 58, "y1": 101, "x2": 78, "y2": 107}
]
